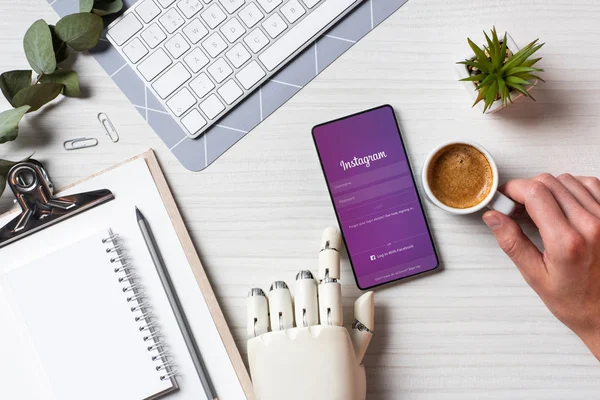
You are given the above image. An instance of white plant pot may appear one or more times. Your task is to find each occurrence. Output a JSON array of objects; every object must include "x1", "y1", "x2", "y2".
[{"x1": 455, "y1": 32, "x2": 538, "y2": 114}]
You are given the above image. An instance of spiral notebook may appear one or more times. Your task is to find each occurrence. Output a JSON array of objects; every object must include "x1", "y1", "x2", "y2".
[
  {"x1": 1, "y1": 229, "x2": 176, "y2": 400},
  {"x1": 0, "y1": 151, "x2": 253, "y2": 400}
]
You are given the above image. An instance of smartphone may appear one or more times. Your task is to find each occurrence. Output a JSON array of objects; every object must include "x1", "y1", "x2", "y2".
[{"x1": 312, "y1": 105, "x2": 439, "y2": 289}]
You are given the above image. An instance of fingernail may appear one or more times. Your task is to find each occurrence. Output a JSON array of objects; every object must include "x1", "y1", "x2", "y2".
[{"x1": 483, "y1": 214, "x2": 502, "y2": 231}]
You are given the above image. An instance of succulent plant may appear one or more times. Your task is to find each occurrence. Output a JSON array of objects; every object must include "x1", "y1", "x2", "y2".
[{"x1": 458, "y1": 27, "x2": 545, "y2": 113}]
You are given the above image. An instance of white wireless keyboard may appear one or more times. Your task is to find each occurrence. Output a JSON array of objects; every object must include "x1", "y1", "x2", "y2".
[{"x1": 107, "y1": 0, "x2": 363, "y2": 139}]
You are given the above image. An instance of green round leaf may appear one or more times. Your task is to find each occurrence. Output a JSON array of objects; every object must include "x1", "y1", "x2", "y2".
[
  {"x1": 0, "y1": 70, "x2": 32, "y2": 105},
  {"x1": 55, "y1": 13, "x2": 104, "y2": 51},
  {"x1": 49, "y1": 25, "x2": 70, "y2": 64},
  {"x1": 39, "y1": 69, "x2": 81, "y2": 97},
  {"x1": 92, "y1": 0, "x2": 124, "y2": 16},
  {"x1": 12, "y1": 83, "x2": 64, "y2": 112},
  {"x1": 23, "y1": 20, "x2": 57, "y2": 75},
  {"x1": 0, "y1": 106, "x2": 31, "y2": 144},
  {"x1": 80, "y1": 0, "x2": 94, "y2": 12}
]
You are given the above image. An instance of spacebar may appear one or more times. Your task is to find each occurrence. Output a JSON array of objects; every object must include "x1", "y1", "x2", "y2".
[{"x1": 259, "y1": 0, "x2": 357, "y2": 71}]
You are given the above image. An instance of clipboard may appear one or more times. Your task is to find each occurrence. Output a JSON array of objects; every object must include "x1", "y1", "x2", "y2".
[{"x1": 0, "y1": 149, "x2": 254, "y2": 400}]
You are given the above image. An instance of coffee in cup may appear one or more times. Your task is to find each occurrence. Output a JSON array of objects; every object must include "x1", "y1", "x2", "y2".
[
  {"x1": 422, "y1": 140, "x2": 516, "y2": 215},
  {"x1": 426, "y1": 143, "x2": 494, "y2": 209}
]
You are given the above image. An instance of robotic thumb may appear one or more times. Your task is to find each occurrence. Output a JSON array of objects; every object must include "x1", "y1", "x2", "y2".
[{"x1": 350, "y1": 292, "x2": 374, "y2": 364}]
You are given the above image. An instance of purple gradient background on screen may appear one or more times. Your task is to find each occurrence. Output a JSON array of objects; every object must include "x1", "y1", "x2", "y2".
[{"x1": 313, "y1": 106, "x2": 438, "y2": 288}]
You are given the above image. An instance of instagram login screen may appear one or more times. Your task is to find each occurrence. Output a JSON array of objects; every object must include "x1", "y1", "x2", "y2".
[{"x1": 313, "y1": 106, "x2": 438, "y2": 288}]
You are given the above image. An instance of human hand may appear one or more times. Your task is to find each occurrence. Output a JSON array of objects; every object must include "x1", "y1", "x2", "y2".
[
  {"x1": 246, "y1": 227, "x2": 375, "y2": 400},
  {"x1": 482, "y1": 174, "x2": 600, "y2": 360}
]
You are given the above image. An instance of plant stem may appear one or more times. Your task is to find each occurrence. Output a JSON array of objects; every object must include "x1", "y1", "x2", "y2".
[{"x1": 33, "y1": 73, "x2": 44, "y2": 85}]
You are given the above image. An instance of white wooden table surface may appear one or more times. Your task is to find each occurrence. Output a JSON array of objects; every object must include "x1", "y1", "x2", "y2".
[{"x1": 1, "y1": 0, "x2": 600, "y2": 398}]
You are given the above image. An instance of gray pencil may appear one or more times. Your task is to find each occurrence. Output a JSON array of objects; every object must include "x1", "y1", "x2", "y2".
[{"x1": 136, "y1": 207, "x2": 218, "y2": 400}]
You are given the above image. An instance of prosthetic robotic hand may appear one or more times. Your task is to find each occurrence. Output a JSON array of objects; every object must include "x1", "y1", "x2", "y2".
[{"x1": 247, "y1": 227, "x2": 375, "y2": 400}]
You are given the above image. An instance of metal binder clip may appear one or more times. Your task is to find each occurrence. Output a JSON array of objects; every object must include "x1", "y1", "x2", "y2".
[
  {"x1": 98, "y1": 112, "x2": 119, "y2": 143},
  {"x1": 63, "y1": 137, "x2": 99, "y2": 151},
  {"x1": 0, "y1": 160, "x2": 115, "y2": 249}
]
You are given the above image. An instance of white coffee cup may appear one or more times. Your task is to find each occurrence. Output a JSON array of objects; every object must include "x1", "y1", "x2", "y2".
[{"x1": 421, "y1": 140, "x2": 516, "y2": 215}]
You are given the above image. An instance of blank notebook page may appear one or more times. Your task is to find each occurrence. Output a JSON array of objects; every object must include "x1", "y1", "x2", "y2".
[{"x1": 1, "y1": 231, "x2": 175, "y2": 400}]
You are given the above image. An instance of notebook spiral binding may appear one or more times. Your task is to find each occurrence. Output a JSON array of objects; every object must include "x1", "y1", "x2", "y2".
[{"x1": 103, "y1": 229, "x2": 177, "y2": 381}]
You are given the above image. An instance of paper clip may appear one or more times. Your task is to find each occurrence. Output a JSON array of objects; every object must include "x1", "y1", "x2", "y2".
[
  {"x1": 98, "y1": 112, "x2": 119, "y2": 143},
  {"x1": 63, "y1": 137, "x2": 99, "y2": 151}
]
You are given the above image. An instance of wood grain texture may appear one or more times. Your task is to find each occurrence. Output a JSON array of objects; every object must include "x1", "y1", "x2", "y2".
[{"x1": 1, "y1": 0, "x2": 600, "y2": 398}]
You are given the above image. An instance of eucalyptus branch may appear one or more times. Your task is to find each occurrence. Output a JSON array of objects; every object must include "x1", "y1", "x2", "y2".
[{"x1": 0, "y1": 0, "x2": 124, "y2": 199}]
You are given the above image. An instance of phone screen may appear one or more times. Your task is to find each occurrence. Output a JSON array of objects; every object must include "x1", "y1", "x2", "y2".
[{"x1": 312, "y1": 105, "x2": 439, "y2": 289}]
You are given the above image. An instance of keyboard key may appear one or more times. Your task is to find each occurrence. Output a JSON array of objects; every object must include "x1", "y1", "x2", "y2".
[
  {"x1": 177, "y1": 0, "x2": 203, "y2": 18},
  {"x1": 156, "y1": 0, "x2": 176, "y2": 7},
  {"x1": 201, "y1": 4, "x2": 227, "y2": 29},
  {"x1": 152, "y1": 63, "x2": 192, "y2": 98},
  {"x1": 217, "y1": 79, "x2": 243, "y2": 104},
  {"x1": 167, "y1": 87, "x2": 196, "y2": 116},
  {"x1": 136, "y1": 0, "x2": 161, "y2": 23},
  {"x1": 300, "y1": 0, "x2": 319, "y2": 7},
  {"x1": 281, "y1": 0, "x2": 305, "y2": 23},
  {"x1": 260, "y1": 0, "x2": 355, "y2": 71},
  {"x1": 137, "y1": 48, "x2": 172, "y2": 80},
  {"x1": 141, "y1": 23, "x2": 167, "y2": 48},
  {"x1": 257, "y1": 0, "x2": 282, "y2": 13},
  {"x1": 122, "y1": 38, "x2": 148, "y2": 63},
  {"x1": 244, "y1": 28, "x2": 269, "y2": 53},
  {"x1": 218, "y1": 0, "x2": 245, "y2": 14},
  {"x1": 165, "y1": 33, "x2": 191, "y2": 58},
  {"x1": 190, "y1": 73, "x2": 215, "y2": 98},
  {"x1": 181, "y1": 109, "x2": 207, "y2": 136},
  {"x1": 183, "y1": 18, "x2": 209, "y2": 43},
  {"x1": 184, "y1": 47, "x2": 210, "y2": 72},
  {"x1": 225, "y1": 43, "x2": 251, "y2": 68},
  {"x1": 107, "y1": 13, "x2": 143, "y2": 46},
  {"x1": 207, "y1": 58, "x2": 233, "y2": 83},
  {"x1": 238, "y1": 3, "x2": 264, "y2": 28},
  {"x1": 200, "y1": 94, "x2": 225, "y2": 119},
  {"x1": 236, "y1": 60, "x2": 265, "y2": 89},
  {"x1": 202, "y1": 32, "x2": 228, "y2": 57},
  {"x1": 220, "y1": 18, "x2": 246, "y2": 43},
  {"x1": 159, "y1": 8, "x2": 185, "y2": 33},
  {"x1": 262, "y1": 13, "x2": 287, "y2": 38}
]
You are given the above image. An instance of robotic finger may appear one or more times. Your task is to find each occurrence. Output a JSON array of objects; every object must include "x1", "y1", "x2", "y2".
[
  {"x1": 318, "y1": 227, "x2": 343, "y2": 326},
  {"x1": 351, "y1": 292, "x2": 374, "y2": 364},
  {"x1": 247, "y1": 288, "x2": 269, "y2": 338},
  {"x1": 318, "y1": 227, "x2": 341, "y2": 281},
  {"x1": 268, "y1": 281, "x2": 294, "y2": 331},
  {"x1": 294, "y1": 271, "x2": 319, "y2": 327}
]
